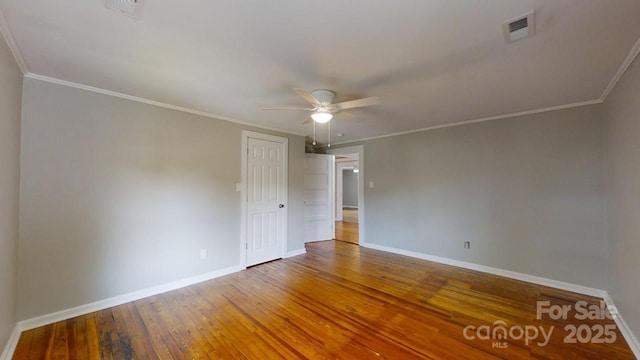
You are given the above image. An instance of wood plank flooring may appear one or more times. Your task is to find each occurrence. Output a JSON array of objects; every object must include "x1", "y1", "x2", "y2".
[
  {"x1": 13, "y1": 241, "x2": 635, "y2": 359},
  {"x1": 341, "y1": 208, "x2": 358, "y2": 223},
  {"x1": 334, "y1": 221, "x2": 359, "y2": 244}
]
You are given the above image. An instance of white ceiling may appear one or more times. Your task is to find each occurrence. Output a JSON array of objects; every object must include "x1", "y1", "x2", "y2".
[{"x1": 2, "y1": 1, "x2": 639, "y2": 144}]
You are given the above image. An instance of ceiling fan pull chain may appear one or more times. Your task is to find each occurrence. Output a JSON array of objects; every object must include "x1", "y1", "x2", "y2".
[
  {"x1": 328, "y1": 121, "x2": 331, "y2": 148},
  {"x1": 313, "y1": 121, "x2": 317, "y2": 146}
]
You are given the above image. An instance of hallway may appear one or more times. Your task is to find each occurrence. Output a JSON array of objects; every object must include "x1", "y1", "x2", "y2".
[{"x1": 335, "y1": 208, "x2": 358, "y2": 244}]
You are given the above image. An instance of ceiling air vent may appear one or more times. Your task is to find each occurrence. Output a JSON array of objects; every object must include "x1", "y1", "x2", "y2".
[
  {"x1": 503, "y1": 11, "x2": 535, "y2": 43},
  {"x1": 105, "y1": 0, "x2": 143, "y2": 18}
]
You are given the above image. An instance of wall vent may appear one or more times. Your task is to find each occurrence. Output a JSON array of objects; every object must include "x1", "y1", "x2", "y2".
[
  {"x1": 503, "y1": 11, "x2": 535, "y2": 42},
  {"x1": 105, "y1": 0, "x2": 143, "y2": 18}
]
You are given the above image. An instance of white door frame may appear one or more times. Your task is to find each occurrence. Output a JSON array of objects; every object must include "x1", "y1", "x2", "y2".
[
  {"x1": 327, "y1": 145, "x2": 365, "y2": 245},
  {"x1": 240, "y1": 130, "x2": 288, "y2": 268}
]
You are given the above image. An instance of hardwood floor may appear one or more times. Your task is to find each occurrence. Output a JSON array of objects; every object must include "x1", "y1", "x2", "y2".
[
  {"x1": 334, "y1": 220, "x2": 359, "y2": 244},
  {"x1": 14, "y1": 241, "x2": 634, "y2": 359},
  {"x1": 341, "y1": 208, "x2": 358, "y2": 223}
]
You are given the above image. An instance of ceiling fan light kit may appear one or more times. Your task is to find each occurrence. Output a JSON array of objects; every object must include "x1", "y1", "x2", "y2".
[{"x1": 311, "y1": 110, "x2": 333, "y2": 123}]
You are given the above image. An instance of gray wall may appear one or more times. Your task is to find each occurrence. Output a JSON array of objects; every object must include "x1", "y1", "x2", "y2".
[
  {"x1": 603, "y1": 55, "x2": 640, "y2": 340},
  {"x1": 342, "y1": 170, "x2": 358, "y2": 207},
  {"x1": 337, "y1": 105, "x2": 606, "y2": 288},
  {"x1": 0, "y1": 34, "x2": 22, "y2": 352},
  {"x1": 18, "y1": 78, "x2": 304, "y2": 320}
]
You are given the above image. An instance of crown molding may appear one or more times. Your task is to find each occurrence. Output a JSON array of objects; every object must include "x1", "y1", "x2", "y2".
[
  {"x1": 24, "y1": 73, "x2": 306, "y2": 137},
  {"x1": 601, "y1": 37, "x2": 640, "y2": 101},
  {"x1": 327, "y1": 36, "x2": 640, "y2": 148},
  {"x1": 331, "y1": 99, "x2": 602, "y2": 146},
  {"x1": 9, "y1": 26, "x2": 639, "y2": 146},
  {"x1": 0, "y1": 7, "x2": 28, "y2": 74}
]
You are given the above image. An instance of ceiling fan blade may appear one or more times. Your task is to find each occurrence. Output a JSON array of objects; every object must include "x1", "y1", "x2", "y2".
[
  {"x1": 261, "y1": 106, "x2": 314, "y2": 110},
  {"x1": 334, "y1": 111, "x2": 354, "y2": 119},
  {"x1": 302, "y1": 118, "x2": 312, "y2": 124},
  {"x1": 294, "y1": 88, "x2": 320, "y2": 105},
  {"x1": 333, "y1": 96, "x2": 380, "y2": 110}
]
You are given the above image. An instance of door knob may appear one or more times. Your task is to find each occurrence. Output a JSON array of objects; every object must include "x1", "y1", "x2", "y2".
[{"x1": 279, "y1": 204, "x2": 285, "y2": 208}]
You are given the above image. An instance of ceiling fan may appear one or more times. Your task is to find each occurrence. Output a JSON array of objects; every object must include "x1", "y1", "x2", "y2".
[{"x1": 261, "y1": 88, "x2": 380, "y2": 124}]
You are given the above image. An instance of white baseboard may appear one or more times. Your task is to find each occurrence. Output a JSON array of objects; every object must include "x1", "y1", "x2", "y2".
[
  {"x1": 361, "y1": 242, "x2": 607, "y2": 298},
  {"x1": 0, "y1": 325, "x2": 20, "y2": 360},
  {"x1": 18, "y1": 264, "x2": 244, "y2": 332},
  {"x1": 603, "y1": 294, "x2": 640, "y2": 359},
  {"x1": 285, "y1": 248, "x2": 307, "y2": 258}
]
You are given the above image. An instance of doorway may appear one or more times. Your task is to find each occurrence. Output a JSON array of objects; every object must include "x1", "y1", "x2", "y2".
[{"x1": 334, "y1": 153, "x2": 360, "y2": 244}]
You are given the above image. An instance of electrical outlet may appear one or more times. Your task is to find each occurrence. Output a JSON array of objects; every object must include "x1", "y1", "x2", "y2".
[
  {"x1": 464, "y1": 241, "x2": 471, "y2": 249},
  {"x1": 200, "y1": 249, "x2": 208, "y2": 260}
]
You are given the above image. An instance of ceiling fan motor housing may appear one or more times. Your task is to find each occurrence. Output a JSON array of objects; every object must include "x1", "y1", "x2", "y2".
[{"x1": 311, "y1": 90, "x2": 336, "y2": 106}]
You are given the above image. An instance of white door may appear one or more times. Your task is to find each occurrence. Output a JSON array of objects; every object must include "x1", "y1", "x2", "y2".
[
  {"x1": 304, "y1": 154, "x2": 334, "y2": 242},
  {"x1": 245, "y1": 133, "x2": 287, "y2": 266}
]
